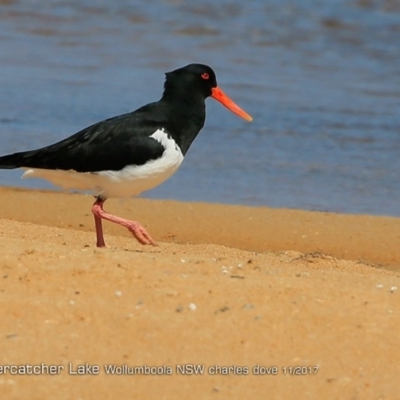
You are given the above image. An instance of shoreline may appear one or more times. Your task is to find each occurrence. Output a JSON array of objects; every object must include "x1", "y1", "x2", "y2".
[{"x1": 0, "y1": 186, "x2": 399, "y2": 269}]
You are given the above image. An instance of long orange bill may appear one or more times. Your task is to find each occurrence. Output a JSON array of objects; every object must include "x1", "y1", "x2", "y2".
[{"x1": 211, "y1": 87, "x2": 253, "y2": 122}]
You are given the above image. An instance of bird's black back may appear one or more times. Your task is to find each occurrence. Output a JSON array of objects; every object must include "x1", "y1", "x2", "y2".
[{"x1": 0, "y1": 99, "x2": 204, "y2": 172}]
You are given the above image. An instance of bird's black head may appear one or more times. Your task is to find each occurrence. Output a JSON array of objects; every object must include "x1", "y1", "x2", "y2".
[
  {"x1": 163, "y1": 64, "x2": 217, "y2": 99},
  {"x1": 162, "y1": 63, "x2": 252, "y2": 122}
]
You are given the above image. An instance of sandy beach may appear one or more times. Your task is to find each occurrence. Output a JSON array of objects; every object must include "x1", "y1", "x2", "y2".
[{"x1": 0, "y1": 186, "x2": 399, "y2": 399}]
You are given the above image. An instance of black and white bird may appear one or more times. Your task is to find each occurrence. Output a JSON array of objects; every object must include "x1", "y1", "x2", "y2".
[{"x1": 0, "y1": 64, "x2": 252, "y2": 247}]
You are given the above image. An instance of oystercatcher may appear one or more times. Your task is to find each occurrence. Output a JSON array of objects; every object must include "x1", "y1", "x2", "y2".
[{"x1": 0, "y1": 64, "x2": 252, "y2": 247}]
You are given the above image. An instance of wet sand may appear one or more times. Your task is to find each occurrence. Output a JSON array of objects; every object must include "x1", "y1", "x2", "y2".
[{"x1": 0, "y1": 186, "x2": 399, "y2": 399}]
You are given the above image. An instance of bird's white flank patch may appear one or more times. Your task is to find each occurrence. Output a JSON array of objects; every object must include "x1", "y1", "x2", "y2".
[{"x1": 22, "y1": 128, "x2": 184, "y2": 198}]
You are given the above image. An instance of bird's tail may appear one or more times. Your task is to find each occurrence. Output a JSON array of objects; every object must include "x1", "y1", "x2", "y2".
[{"x1": 0, "y1": 151, "x2": 32, "y2": 169}]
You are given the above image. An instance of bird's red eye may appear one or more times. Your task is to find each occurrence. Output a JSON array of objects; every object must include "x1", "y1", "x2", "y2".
[{"x1": 201, "y1": 72, "x2": 210, "y2": 80}]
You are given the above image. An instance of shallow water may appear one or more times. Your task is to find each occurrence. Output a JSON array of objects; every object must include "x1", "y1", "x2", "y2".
[{"x1": 0, "y1": 0, "x2": 399, "y2": 215}]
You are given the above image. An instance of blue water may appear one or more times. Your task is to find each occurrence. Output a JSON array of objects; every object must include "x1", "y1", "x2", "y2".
[{"x1": 1, "y1": 0, "x2": 399, "y2": 215}]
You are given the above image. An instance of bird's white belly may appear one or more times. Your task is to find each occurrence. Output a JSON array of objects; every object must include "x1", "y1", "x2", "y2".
[{"x1": 22, "y1": 129, "x2": 184, "y2": 198}]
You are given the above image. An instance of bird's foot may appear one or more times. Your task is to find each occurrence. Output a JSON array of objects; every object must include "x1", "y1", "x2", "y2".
[
  {"x1": 126, "y1": 221, "x2": 156, "y2": 246},
  {"x1": 96, "y1": 240, "x2": 107, "y2": 248}
]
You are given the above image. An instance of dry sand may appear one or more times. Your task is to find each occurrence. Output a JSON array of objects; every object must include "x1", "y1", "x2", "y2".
[{"x1": 0, "y1": 186, "x2": 399, "y2": 399}]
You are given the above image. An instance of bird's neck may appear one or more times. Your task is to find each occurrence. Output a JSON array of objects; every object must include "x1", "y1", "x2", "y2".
[{"x1": 161, "y1": 91, "x2": 206, "y2": 156}]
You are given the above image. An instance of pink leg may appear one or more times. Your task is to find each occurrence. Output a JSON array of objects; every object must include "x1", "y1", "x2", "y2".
[
  {"x1": 91, "y1": 198, "x2": 156, "y2": 248},
  {"x1": 93, "y1": 212, "x2": 106, "y2": 248}
]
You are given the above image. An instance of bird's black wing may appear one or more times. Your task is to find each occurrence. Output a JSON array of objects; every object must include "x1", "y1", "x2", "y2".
[{"x1": 0, "y1": 103, "x2": 169, "y2": 172}]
